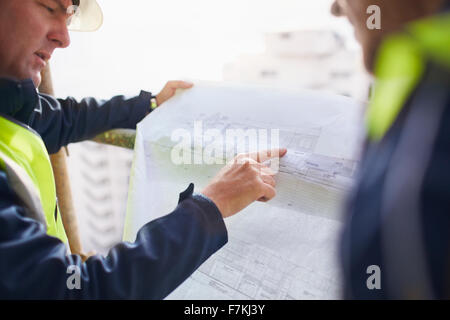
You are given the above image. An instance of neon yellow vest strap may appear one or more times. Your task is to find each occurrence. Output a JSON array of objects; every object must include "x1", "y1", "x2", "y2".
[
  {"x1": 367, "y1": 12, "x2": 450, "y2": 141},
  {"x1": 0, "y1": 116, "x2": 68, "y2": 243}
]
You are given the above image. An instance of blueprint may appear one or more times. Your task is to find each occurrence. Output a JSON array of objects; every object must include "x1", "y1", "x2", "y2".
[{"x1": 123, "y1": 81, "x2": 364, "y2": 299}]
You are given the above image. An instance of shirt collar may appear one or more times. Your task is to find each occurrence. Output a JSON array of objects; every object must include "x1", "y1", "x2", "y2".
[{"x1": 0, "y1": 78, "x2": 38, "y2": 124}]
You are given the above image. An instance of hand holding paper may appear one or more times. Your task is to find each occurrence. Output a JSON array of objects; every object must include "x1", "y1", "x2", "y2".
[{"x1": 202, "y1": 148, "x2": 287, "y2": 218}]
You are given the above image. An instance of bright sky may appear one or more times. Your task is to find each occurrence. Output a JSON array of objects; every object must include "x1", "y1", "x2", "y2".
[{"x1": 51, "y1": 0, "x2": 357, "y2": 100}]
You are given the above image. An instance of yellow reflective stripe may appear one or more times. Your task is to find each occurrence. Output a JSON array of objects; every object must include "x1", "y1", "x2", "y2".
[
  {"x1": 367, "y1": 34, "x2": 425, "y2": 141},
  {"x1": 0, "y1": 116, "x2": 67, "y2": 243},
  {"x1": 408, "y1": 13, "x2": 450, "y2": 70},
  {"x1": 367, "y1": 13, "x2": 450, "y2": 141}
]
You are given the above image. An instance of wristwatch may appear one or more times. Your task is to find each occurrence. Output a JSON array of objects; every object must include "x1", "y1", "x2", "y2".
[{"x1": 150, "y1": 95, "x2": 158, "y2": 111}]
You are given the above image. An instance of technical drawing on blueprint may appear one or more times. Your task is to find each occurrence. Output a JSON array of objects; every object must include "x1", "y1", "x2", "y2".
[{"x1": 123, "y1": 81, "x2": 364, "y2": 299}]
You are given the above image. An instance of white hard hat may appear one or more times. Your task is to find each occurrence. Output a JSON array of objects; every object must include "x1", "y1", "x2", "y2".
[{"x1": 67, "y1": 0, "x2": 103, "y2": 32}]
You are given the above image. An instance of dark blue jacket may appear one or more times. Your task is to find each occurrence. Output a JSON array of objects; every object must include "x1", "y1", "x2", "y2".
[
  {"x1": 341, "y1": 62, "x2": 450, "y2": 299},
  {"x1": 0, "y1": 78, "x2": 227, "y2": 299}
]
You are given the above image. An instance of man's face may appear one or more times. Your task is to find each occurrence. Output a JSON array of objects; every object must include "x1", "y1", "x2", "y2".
[
  {"x1": 331, "y1": 0, "x2": 443, "y2": 72},
  {"x1": 0, "y1": 0, "x2": 73, "y2": 87}
]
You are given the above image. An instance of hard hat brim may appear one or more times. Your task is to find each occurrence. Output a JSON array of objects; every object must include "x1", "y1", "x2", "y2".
[{"x1": 68, "y1": 0, "x2": 103, "y2": 32}]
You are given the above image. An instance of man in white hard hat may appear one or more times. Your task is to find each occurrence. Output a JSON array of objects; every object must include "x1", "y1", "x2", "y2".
[{"x1": 0, "y1": 0, "x2": 285, "y2": 299}]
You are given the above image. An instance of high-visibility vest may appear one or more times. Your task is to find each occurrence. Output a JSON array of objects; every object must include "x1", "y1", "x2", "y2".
[
  {"x1": 367, "y1": 12, "x2": 450, "y2": 141},
  {"x1": 0, "y1": 114, "x2": 68, "y2": 244},
  {"x1": 359, "y1": 11, "x2": 450, "y2": 299}
]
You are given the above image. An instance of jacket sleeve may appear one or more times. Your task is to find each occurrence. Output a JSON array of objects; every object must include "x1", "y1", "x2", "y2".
[
  {"x1": 29, "y1": 91, "x2": 152, "y2": 154},
  {"x1": 0, "y1": 171, "x2": 228, "y2": 299}
]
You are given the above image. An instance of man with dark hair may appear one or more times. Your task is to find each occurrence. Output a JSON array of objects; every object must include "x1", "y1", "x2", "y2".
[{"x1": 332, "y1": 0, "x2": 450, "y2": 299}]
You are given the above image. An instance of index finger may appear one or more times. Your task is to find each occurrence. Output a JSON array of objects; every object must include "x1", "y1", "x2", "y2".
[{"x1": 246, "y1": 148, "x2": 287, "y2": 163}]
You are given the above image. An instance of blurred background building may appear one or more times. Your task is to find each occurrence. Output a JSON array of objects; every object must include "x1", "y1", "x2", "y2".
[
  {"x1": 224, "y1": 30, "x2": 369, "y2": 99},
  {"x1": 50, "y1": 0, "x2": 370, "y2": 255}
]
